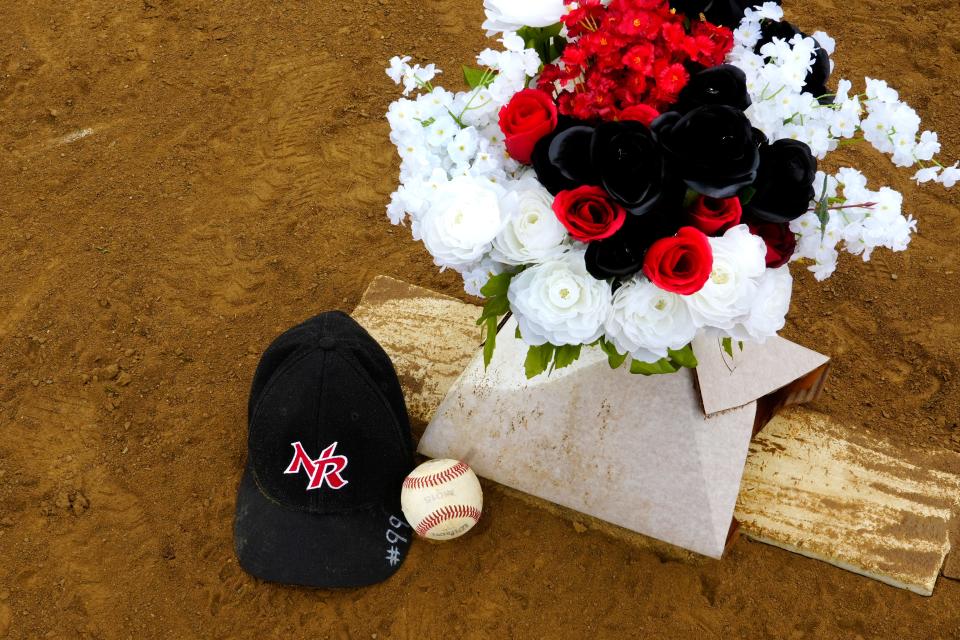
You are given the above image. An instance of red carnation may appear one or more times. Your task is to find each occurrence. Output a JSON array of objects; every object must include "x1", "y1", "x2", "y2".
[
  {"x1": 499, "y1": 89, "x2": 559, "y2": 165},
  {"x1": 654, "y1": 62, "x2": 690, "y2": 103},
  {"x1": 688, "y1": 195, "x2": 743, "y2": 236},
  {"x1": 749, "y1": 222, "x2": 798, "y2": 268},
  {"x1": 541, "y1": 0, "x2": 734, "y2": 122},
  {"x1": 618, "y1": 104, "x2": 660, "y2": 126},
  {"x1": 643, "y1": 227, "x2": 714, "y2": 296},
  {"x1": 622, "y1": 42, "x2": 655, "y2": 74},
  {"x1": 553, "y1": 186, "x2": 627, "y2": 243}
]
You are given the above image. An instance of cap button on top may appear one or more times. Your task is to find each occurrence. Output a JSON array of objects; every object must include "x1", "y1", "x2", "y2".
[{"x1": 316, "y1": 337, "x2": 338, "y2": 351}]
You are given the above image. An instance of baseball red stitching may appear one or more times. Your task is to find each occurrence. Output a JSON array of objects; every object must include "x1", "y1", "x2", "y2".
[
  {"x1": 415, "y1": 504, "x2": 482, "y2": 537},
  {"x1": 402, "y1": 461, "x2": 470, "y2": 490}
]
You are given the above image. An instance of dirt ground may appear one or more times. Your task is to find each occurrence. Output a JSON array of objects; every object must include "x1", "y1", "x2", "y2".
[{"x1": 0, "y1": 0, "x2": 958, "y2": 638}]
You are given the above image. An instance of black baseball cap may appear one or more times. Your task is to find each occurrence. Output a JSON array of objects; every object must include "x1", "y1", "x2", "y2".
[{"x1": 234, "y1": 312, "x2": 415, "y2": 588}]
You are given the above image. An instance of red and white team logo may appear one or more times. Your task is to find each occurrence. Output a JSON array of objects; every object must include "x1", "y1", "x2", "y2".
[{"x1": 284, "y1": 441, "x2": 349, "y2": 491}]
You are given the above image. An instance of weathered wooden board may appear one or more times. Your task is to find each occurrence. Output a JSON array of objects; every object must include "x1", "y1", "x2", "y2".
[
  {"x1": 353, "y1": 275, "x2": 960, "y2": 593},
  {"x1": 352, "y1": 275, "x2": 480, "y2": 426},
  {"x1": 736, "y1": 409, "x2": 960, "y2": 596}
]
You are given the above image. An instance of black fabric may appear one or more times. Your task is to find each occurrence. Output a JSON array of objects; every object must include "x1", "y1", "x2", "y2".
[
  {"x1": 234, "y1": 464, "x2": 412, "y2": 588},
  {"x1": 234, "y1": 311, "x2": 415, "y2": 587}
]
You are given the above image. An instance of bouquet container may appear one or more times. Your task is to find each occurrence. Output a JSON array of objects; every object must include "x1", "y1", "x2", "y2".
[{"x1": 419, "y1": 318, "x2": 830, "y2": 558}]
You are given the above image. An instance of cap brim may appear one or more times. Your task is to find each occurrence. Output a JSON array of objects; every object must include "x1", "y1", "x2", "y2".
[{"x1": 234, "y1": 464, "x2": 412, "y2": 588}]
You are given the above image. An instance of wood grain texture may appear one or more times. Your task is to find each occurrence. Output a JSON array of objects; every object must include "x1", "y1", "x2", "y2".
[
  {"x1": 353, "y1": 275, "x2": 481, "y2": 427},
  {"x1": 736, "y1": 408, "x2": 960, "y2": 596}
]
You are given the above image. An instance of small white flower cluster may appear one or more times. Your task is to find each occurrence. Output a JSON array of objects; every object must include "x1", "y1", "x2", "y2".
[
  {"x1": 385, "y1": 35, "x2": 543, "y2": 295},
  {"x1": 731, "y1": 3, "x2": 954, "y2": 176},
  {"x1": 860, "y1": 78, "x2": 960, "y2": 186},
  {"x1": 727, "y1": 2, "x2": 954, "y2": 281},
  {"x1": 386, "y1": 56, "x2": 441, "y2": 97},
  {"x1": 790, "y1": 169, "x2": 917, "y2": 280},
  {"x1": 729, "y1": 5, "x2": 854, "y2": 158},
  {"x1": 510, "y1": 226, "x2": 786, "y2": 363}
]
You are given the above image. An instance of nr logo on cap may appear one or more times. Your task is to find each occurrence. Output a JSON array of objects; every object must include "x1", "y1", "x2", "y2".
[{"x1": 284, "y1": 441, "x2": 349, "y2": 491}]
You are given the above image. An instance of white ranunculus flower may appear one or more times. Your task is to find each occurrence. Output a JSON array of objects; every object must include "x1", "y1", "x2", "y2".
[
  {"x1": 491, "y1": 177, "x2": 570, "y2": 265},
  {"x1": 685, "y1": 225, "x2": 768, "y2": 330},
  {"x1": 729, "y1": 266, "x2": 794, "y2": 343},
  {"x1": 482, "y1": 0, "x2": 567, "y2": 35},
  {"x1": 419, "y1": 176, "x2": 507, "y2": 269},
  {"x1": 508, "y1": 251, "x2": 612, "y2": 346},
  {"x1": 604, "y1": 276, "x2": 697, "y2": 364}
]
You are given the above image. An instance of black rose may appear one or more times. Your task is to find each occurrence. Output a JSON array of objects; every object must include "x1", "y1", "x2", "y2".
[
  {"x1": 531, "y1": 116, "x2": 585, "y2": 195},
  {"x1": 704, "y1": 0, "x2": 782, "y2": 28},
  {"x1": 585, "y1": 209, "x2": 686, "y2": 280},
  {"x1": 533, "y1": 120, "x2": 666, "y2": 217},
  {"x1": 652, "y1": 105, "x2": 760, "y2": 199},
  {"x1": 674, "y1": 64, "x2": 751, "y2": 113},
  {"x1": 745, "y1": 139, "x2": 817, "y2": 224},
  {"x1": 755, "y1": 21, "x2": 832, "y2": 102},
  {"x1": 591, "y1": 122, "x2": 665, "y2": 216}
]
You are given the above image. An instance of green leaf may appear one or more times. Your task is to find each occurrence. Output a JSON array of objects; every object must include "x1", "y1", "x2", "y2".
[
  {"x1": 667, "y1": 344, "x2": 698, "y2": 369},
  {"x1": 517, "y1": 23, "x2": 562, "y2": 44},
  {"x1": 517, "y1": 23, "x2": 564, "y2": 65},
  {"x1": 682, "y1": 188, "x2": 700, "y2": 209},
  {"x1": 738, "y1": 341, "x2": 744, "y2": 352},
  {"x1": 476, "y1": 294, "x2": 510, "y2": 323},
  {"x1": 599, "y1": 338, "x2": 628, "y2": 370},
  {"x1": 552, "y1": 344, "x2": 582, "y2": 372},
  {"x1": 480, "y1": 271, "x2": 514, "y2": 298},
  {"x1": 739, "y1": 185, "x2": 757, "y2": 207},
  {"x1": 814, "y1": 173, "x2": 831, "y2": 238},
  {"x1": 721, "y1": 337, "x2": 734, "y2": 357},
  {"x1": 462, "y1": 65, "x2": 495, "y2": 89},
  {"x1": 476, "y1": 270, "x2": 519, "y2": 368},
  {"x1": 482, "y1": 316, "x2": 498, "y2": 370},
  {"x1": 630, "y1": 358, "x2": 681, "y2": 376},
  {"x1": 525, "y1": 344, "x2": 555, "y2": 379},
  {"x1": 516, "y1": 326, "x2": 522, "y2": 340},
  {"x1": 476, "y1": 270, "x2": 518, "y2": 325}
]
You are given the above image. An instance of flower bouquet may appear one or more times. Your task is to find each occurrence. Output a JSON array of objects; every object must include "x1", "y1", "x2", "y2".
[{"x1": 386, "y1": 0, "x2": 955, "y2": 378}]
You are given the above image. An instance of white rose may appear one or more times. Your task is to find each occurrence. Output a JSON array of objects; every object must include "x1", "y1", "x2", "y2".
[
  {"x1": 491, "y1": 177, "x2": 570, "y2": 265},
  {"x1": 419, "y1": 176, "x2": 506, "y2": 269},
  {"x1": 482, "y1": 0, "x2": 567, "y2": 35},
  {"x1": 604, "y1": 276, "x2": 697, "y2": 364},
  {"x1": 508, "y1": 251, "x2": 612, "y2": 346},
  {"x1": 729, "y1": 266, "x2": 794, "y2": 342},
  {"x1": 685, "y1": 225, "x2": 767, "y2": 330}
]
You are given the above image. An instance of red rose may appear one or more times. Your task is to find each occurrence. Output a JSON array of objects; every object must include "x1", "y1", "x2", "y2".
[
  {"x1": 499, "y1": 89, "x2": 559, "y2": 165},
  {"x1": 749, "y1": 222, "x2": 797, "y2": 268},
  {"x1": 553, "y1": 186, "x2": 627, "y2": 243},
  {"x1": 643, "y1": 227, "x2": 714, "y2": 295},
  {"x1": 688, "y1": 195, "x2": 743, "y2": 236},
  {"x1": 617, "y1": 104, "x2": 660, "y2": 127}
]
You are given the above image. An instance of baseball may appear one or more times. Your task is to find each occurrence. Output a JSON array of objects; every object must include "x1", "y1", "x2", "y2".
[{"x1": 401, "y1": 459, "x2": 483, "y2": 540}]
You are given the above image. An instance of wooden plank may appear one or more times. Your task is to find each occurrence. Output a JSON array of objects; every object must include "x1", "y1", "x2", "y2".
[
  {"x1": 736, "y1": 408, "x2": 960, "y2": 596},
  {"x1": 352, "y1": 275, "x2": 480, "y2": 426}
]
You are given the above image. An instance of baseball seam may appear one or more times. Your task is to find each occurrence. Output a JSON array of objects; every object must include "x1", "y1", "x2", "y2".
[
  {"x1": 415, "y1": 504, "x2": 482, "y2": 537},
  {"x1": 402, "y1": 461, "x2": 470, "y2": 490}
]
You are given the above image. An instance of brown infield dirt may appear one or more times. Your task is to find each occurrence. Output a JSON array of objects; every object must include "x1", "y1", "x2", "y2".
[{"x1": 1, "y1": 0, "x2": 959, "y2": 638}]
